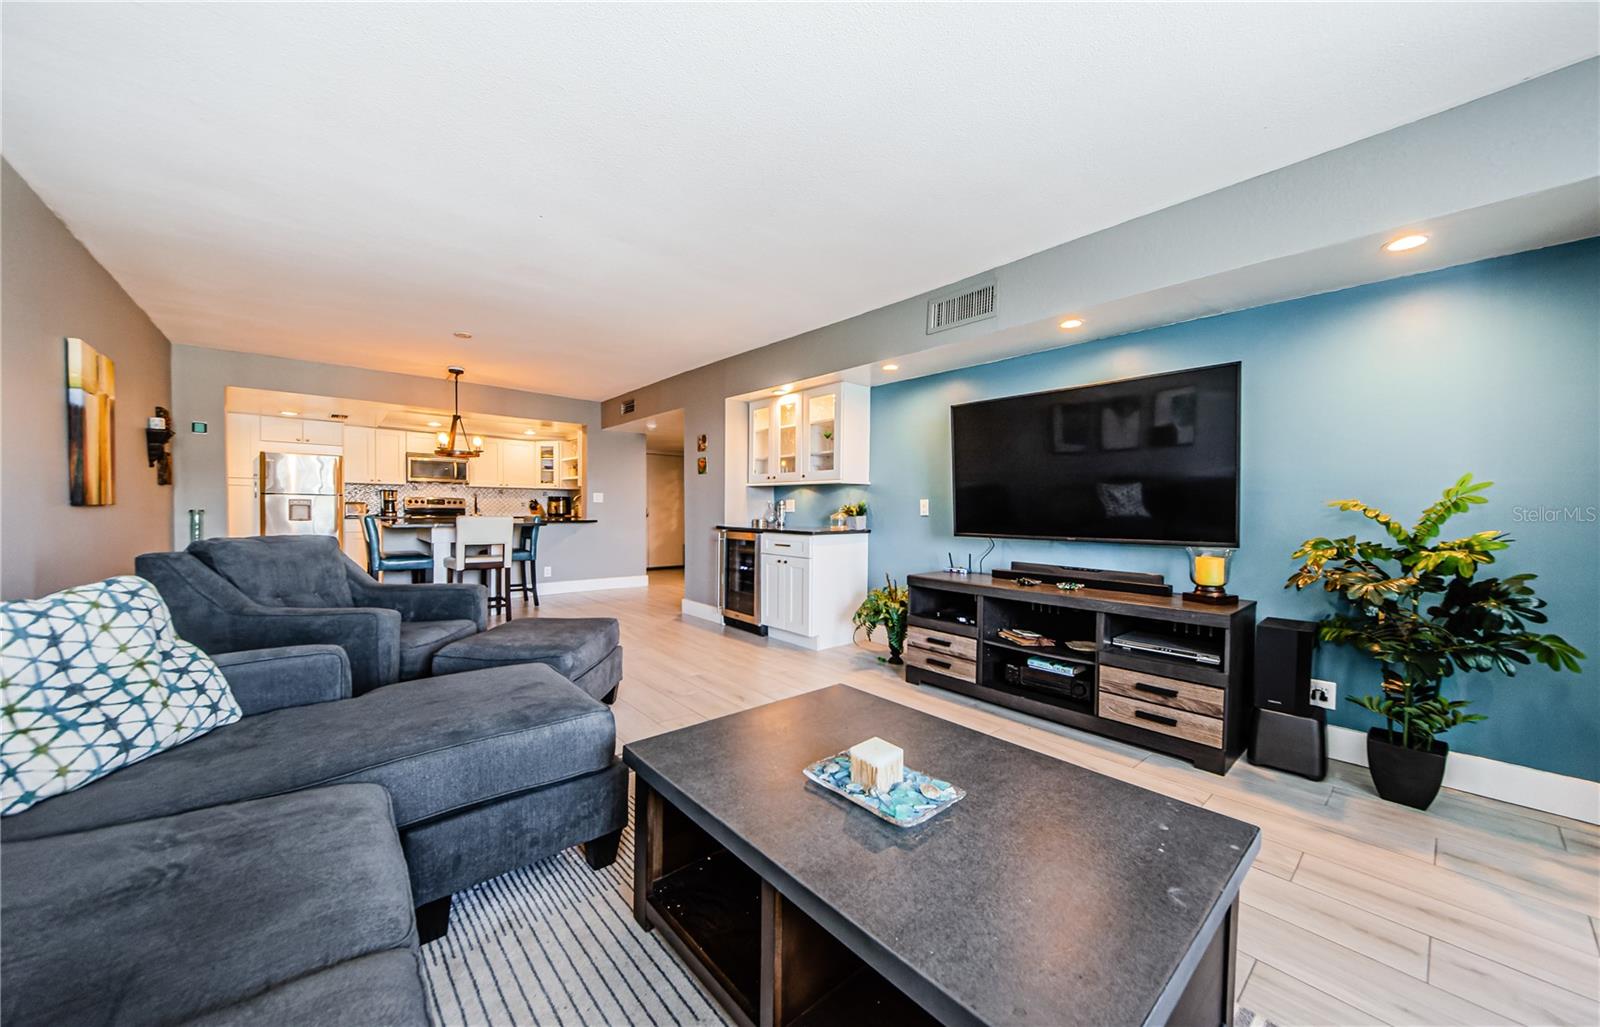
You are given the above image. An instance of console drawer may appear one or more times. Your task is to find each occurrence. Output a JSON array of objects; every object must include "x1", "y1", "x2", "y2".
[
  {"x1": 1099, "y1": 692, "x2": 1222, "y2": 748},
  {"x1": 760, "y1": 533, "x2": 811, "y2": 558},
  {"x1": 1099, "y1": 665, "x2": 1224, "y2": 718},
  {"x1": 906, "y1": 625, "x2": 978, "y2": 661},
  {"x1": 904, "y1": 645, "x2": 977, "y2": 683}
]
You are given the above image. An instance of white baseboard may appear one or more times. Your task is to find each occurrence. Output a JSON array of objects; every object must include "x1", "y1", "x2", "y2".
[
  {"x1": 1327, "y1": 725, "x2": 1599, "y2": 825},
  {"x1": 539, "y1": 574, "x2": 649, "y2": 596},
  {"x1": 681, "y1": 598, "x2": 722, "y2": 624}
]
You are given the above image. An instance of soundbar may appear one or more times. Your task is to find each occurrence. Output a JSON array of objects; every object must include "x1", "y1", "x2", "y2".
[{"x1": 993, "y1": 562, "x2": 1174, "y2": 597}]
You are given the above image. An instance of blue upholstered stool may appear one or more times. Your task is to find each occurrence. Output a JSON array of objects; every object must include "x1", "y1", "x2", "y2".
[
  {"x1": 362, "y1": 514, "x2": 434, "y2": 582},
  {"x1": 511, "y1": 520, "x2": 540, "y2": 607}
]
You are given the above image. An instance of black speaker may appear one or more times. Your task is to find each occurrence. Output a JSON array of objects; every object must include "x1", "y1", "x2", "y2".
[
  {"x1": 1250, "y1": 708, "x2": 1328, "y2": 780},
  {"x1": 1254, "y1": 617, "x2": 1318, "y2": 715}
]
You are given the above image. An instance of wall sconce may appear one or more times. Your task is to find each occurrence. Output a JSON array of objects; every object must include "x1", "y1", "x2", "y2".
[{"x1": 145, "y1": 406, "x2": 175, "y2": 485}]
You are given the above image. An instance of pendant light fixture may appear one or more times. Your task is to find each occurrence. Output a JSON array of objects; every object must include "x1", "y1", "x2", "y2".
[{"x1": 434, "y1": 366, "x2": 484, "y2": 457}]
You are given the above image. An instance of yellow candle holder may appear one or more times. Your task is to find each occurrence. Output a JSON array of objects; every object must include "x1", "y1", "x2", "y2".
[{"x1": 1183, "y1": 547, "x2": 1236, "y2": 604}]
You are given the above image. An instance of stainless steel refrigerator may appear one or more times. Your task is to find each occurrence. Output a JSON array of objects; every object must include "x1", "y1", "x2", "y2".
[{"x1": 259, "y1": 453, "x2": 341, "y2": 539}]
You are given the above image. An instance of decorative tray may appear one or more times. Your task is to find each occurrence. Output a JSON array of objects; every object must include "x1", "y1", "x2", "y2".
[{"x1": 802, "y1": 753, "x2": 965, "y2": 827}]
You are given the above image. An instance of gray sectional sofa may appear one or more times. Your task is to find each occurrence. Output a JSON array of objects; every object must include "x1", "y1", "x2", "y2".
[{"x1": 2, "y1": 561, "x2": 631, "y2": 1025}]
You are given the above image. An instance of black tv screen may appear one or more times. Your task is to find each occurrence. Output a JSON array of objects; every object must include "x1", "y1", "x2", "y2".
[{"x1": 951, "y1": 363, "x2": 1240, "y2": 546}]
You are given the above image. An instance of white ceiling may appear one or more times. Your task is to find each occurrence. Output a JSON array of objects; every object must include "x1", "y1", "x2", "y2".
[
  {"x1": 5, "y1": 3, "x2": 1596, "y2": 400},
  {"x1": 225, "y1": 387, "x2": 582, "y2": 440}
]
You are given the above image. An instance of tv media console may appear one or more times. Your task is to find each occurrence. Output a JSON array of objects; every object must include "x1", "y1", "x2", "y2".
[{"x1": 904, "y1": 571, "x2": 1255, "y2": 774}]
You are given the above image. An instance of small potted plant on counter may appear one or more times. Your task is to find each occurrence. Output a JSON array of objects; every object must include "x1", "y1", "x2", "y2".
[
  {"x1": 853, "y1": 576, "x2": 909, "y2": 665},
  {"x1": 1286, "y1": 474, "x2": 1584, "y2": 809},
  {"x1": 839, "y1": 501, "x2": 868, "y2": 530}
]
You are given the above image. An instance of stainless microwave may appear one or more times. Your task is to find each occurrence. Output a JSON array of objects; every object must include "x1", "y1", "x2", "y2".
[{"x1": 407, "y1": 453, "x2": 469, "y2": 484}]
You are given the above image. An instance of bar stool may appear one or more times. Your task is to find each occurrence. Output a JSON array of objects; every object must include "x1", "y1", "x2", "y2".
[
  {"x1": 445, "y1": 516, "x2": 514, "y2": 619},
  {"x1": 510, "y1": 519, "x2": 541, "y2": 607},
  {"x1": 361, "y1": 515, "x2": 434, "y2": 582}
]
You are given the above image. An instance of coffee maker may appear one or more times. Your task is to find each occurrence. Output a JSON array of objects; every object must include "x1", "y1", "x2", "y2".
[
  {"x1": 379, "y1": 488, "x2": 399, "y2": 519},
  {"x1": 545, "y1": 495, "x2": 573, "y2": 520}
]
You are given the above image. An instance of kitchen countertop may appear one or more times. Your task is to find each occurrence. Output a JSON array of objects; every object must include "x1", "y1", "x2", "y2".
[{"x1": 715, "y1": 524, "x2": 869, "y2": 535}]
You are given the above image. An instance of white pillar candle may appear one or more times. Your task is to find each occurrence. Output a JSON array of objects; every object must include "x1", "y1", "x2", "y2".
[{"x1": 849, "y1": 737, "x2": 904, "y2": 794}]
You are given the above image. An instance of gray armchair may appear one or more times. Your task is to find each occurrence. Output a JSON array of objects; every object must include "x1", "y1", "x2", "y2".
[{"x1": 135, "y1": 535, "x2": 486, "y2": 694}]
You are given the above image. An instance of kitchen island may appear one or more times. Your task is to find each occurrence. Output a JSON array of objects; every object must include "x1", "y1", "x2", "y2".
[{"x1": 378, "y1": 517, "x2": 595, "y2": 582}]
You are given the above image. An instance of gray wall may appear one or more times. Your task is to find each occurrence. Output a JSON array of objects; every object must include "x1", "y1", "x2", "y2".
[
  {"x1": 170, "y1": 345, "x2": 646, "y2": 583},
  {"x1": 603, "y1": 60, "x2": 1600, "y2": 608},
  {"x1": 1, "y1": 160, "x2": 174, "y2": 600}
]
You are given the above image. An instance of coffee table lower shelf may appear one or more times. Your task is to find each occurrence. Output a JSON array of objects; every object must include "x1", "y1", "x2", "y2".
[{"x1": 634, "y1": 779, "x2": 939, "y2": 1027}]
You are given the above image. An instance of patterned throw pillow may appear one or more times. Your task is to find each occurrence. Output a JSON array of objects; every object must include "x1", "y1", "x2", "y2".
[{"x1": 1, "y1": 576, "x2": 241, "y2": 816}]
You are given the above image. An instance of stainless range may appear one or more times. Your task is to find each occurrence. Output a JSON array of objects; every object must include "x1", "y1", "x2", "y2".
[{"x1": 399, "y1": 495, "x2": 467, "y2": 523}]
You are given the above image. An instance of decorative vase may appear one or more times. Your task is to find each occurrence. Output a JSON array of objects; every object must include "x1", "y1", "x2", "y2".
[
  {"x1": 885, "y1": 608, "x2": 907, "y2": 665},
  {"x1": 849, "y1": 515, "x2": 867, "y2": 530},
  {"x1": 1366, "y1": 728, "x2": 1448, "y2": 810}
]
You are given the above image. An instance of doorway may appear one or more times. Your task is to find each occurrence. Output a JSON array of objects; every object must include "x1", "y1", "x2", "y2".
[{"x1": 646, "y1": 452, "x2": 684, "y2": 568}]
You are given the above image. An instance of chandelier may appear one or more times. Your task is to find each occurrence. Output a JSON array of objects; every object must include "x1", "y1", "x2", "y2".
[{"x1": 434, "y1": 366, "x2": 484, "y2": 457}]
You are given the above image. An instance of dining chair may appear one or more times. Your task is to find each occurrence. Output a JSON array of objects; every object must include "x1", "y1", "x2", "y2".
[
  {"x1": 445, "y1": 516, "x2": 514, "y2": 619},
  {"x1": 510, "y1": 519, "x2": 541, "y2": 607},
  {"x1": 361, "y1": 514, "x2": 434, "y2": 582}
]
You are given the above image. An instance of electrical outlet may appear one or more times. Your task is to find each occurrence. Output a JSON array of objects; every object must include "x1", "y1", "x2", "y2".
[
  {"x1": 781, "y1": 498, "x2": 796, "y2": 512},
  {"x1": 919, "y1": 498, "x2": 930, "y2": 517},
  {"x1": 543, "y1": 566, "x2": 552, "y2": 579},
  {"x1": 1310, "y1": 677, "x2": 1336, "y2": 710},
  {"x1": 593, "y1": 492, "x2": 604, "y2": 503}
]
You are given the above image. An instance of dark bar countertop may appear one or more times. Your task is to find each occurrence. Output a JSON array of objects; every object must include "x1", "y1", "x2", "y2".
[
  {"x1": 715, "y1": 524, "x2": 870, "y2": 535},
  {"x1": 380, "y1": 517, "x2": 597, "y2": 528}
]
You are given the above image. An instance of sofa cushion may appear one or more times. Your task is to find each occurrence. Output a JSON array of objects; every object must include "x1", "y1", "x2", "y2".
[
  {"x1": 0, "y1": 784, "x2": 421, "y2": 1027},
  {"x1": 431, "y1": 616, "x2": 620, "y2": 681},
  {"x1": 188, "y1": 535, "x2": 355, "y2": 609},
  {"x1": 181, "y1": 950, "x2": 429, "y2": 1027},
  {"x1": 0, "y1": 576, "x2": 241, "y2": 815},
  {"x1": 1, "y1": 664, "x2": 615, "y2": 842},
  {"x1": 398, "y1": 619, "x2": 479, "y2": 680}
]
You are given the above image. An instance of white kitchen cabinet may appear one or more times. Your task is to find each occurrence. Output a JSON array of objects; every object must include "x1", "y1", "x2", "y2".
[
  {"x1": 747, "y1": 383, "x2": 868, "y2": 485},
  {"x1": 757, "y1": 532, "x2": 867, "y2": 649},
  {"x1": 226, "y1": 478, "x2": 258, "y2": 537},
  {"x1": 343, "y1": 426, "x2": 375, "y2": 484},
  {"x1": 467, "y1": 438, "x2": 502, "y2": 486},
  {"x1": 406, "y1": 431, "x2": 438, "y2": 455},
  {"x1": 260, "y1": 415, "x2": 342, "y2": 446},
  {"x1": 500, "y1": 439, "x2": 539, "y2": 488},
  {"x1": 761, "y1": 552, "x2": 811, "y2": 636},
  {"x1": 225, "y1": 413, "x2": 261, "y2": 479},
  {"x1": 537, "y1": 441, "x2": 560, "y2": 486},
  {"x1": 374, "y1": 429, "x2": 407, "y2": 483}
]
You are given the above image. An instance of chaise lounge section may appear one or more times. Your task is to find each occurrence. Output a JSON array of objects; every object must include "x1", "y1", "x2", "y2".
[{"x1": 135, "y1": 535, "x2": 487, "y2": 693}]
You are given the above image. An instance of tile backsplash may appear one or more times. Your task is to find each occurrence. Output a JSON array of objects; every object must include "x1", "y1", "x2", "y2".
[{"x1": 344, "y1": 481, "x2": 577, "y2": 516}]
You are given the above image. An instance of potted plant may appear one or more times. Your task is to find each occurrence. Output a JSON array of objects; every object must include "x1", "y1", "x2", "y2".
[
  {"x1": 838, "y1": 501, "x2": 868, "y2": 530},
  {"x1": 1287, "y1": 474, "x2": 1583, "y2": 809},
  {"x1": 853, "y1": 575, "x2": 909, "y2": 664}
]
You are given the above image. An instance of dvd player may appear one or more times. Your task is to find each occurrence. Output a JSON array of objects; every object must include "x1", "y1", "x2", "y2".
[{"x1": 1110, "y1": 630, "x2": 1222, "y2": 667}]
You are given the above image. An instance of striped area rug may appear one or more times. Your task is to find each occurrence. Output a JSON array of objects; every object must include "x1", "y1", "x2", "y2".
[
  {"x1": 421, "y1": 822, "x2": 1275, "y2": 1027},
  {"x1": 421, "y1": 821, "x2": 732, "y2": 1026}
]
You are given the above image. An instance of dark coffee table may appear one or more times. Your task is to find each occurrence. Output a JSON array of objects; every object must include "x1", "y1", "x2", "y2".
[{"x1": 623, "y1": 684, "x2": 1260, "y2": 1027}]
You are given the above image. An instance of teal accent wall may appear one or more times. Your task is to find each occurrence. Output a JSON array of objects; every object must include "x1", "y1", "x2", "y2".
[{"x1": 792, "y1": 239, "x2": 1600, "y2": 781}]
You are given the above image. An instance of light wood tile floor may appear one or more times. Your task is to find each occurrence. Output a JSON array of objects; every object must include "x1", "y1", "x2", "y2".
[{"x1": 506, "y1": 572, "x2": 1600, "y2": 1027}]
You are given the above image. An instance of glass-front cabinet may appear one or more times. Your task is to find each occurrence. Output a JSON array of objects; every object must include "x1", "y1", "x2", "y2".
[
  {"x1": 746, "y1": 382, "x2": 869, "y2": 485},
  {"x1": 537, "y1": 441, "x2": 560, "y2": 486},
  {"x1": 750, "y1": 403, "x2": 772, "y2": 480},
  {"x1": 775, "y1": 394, "x2": 801, "y2": 477}
]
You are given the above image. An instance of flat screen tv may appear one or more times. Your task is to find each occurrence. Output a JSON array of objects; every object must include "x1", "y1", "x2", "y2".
[{"x1": 951, "y1": 362, "x2": 1240, "y2": 546}]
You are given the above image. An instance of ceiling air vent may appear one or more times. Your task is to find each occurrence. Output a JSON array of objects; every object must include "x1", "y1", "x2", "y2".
[
  {"x1": 926, "y1": 280, "x2": 997, "y2": 335},
  {"x1": 620, "y1": 398, "x2": 636, "y2": 416}
]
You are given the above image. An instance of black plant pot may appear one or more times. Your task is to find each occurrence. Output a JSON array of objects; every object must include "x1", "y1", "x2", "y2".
[{"x1": 1366, "y1": 728, "x2": 1449, "y2": 810}]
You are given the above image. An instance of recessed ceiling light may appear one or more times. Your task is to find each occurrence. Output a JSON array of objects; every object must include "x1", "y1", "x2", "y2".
[
  {"x1": 280, "y1": 409, "x2": 299, "y2": 416},
  {"x1": 1058, "y1": 318, "x2": 1085, "y2": 330},
  {"x1": 453, "y1": 331, "x2": 473, "y2": 339},
  {"x1": 426, "y1": 420, "x2": 442, "y2": 428},
  {"x1": 523, "y1": 429, "x2": 536, "y2": 435},
  {"x1": 881, "y1": 363, "x2": 899, "y2": 371},
  {"x1": 771, "y1": 384, "x2": 793, "y2": 396},
  {"x1": 646, "y1": 421, "x2": 658, "y2": 430},
  {"x1": 1383, "y1": 233, "x2": 1429, "y2": 253}
]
